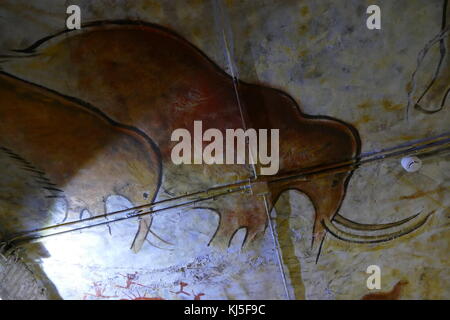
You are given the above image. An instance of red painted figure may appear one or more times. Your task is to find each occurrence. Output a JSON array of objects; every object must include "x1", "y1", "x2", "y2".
[
  {"x1": 116, "y1": 272, "x2": 148, "y2": 289},
  {"x1": 83, "y1": 281, "x2": 117, "y2": 300},
  {"x1": 171, "y1": 281, "x2": 190, "y2": 296}
]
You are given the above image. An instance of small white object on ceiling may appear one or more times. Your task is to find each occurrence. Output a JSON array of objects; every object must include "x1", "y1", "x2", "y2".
[{"x1": 401, "y1": 156, "x2": 422, "y2": 172}]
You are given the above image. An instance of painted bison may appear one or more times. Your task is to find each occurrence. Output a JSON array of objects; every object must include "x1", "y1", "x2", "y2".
[{"x1": 1, "y1": 21, "x2": 427, "y2": 256}]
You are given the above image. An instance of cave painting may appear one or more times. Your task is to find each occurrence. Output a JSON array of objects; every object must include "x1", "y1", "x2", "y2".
[
  {"x1": 82, "y1": 276, "x2": 202, "y2": 300},
  {"x1": 0, "y1": 21, "x2": 431, "y2": 258},
  {"x1": 0, "y1": 72, "x2": 160, "y2": 245}
]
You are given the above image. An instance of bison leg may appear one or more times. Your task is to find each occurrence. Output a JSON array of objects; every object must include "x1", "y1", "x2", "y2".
[
  {"x1": 206, "y1": 193, "x2": 267, "y2": 249},
  {"x1": 270, "y1": 173, "x2": 349, "y2": 261}
]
